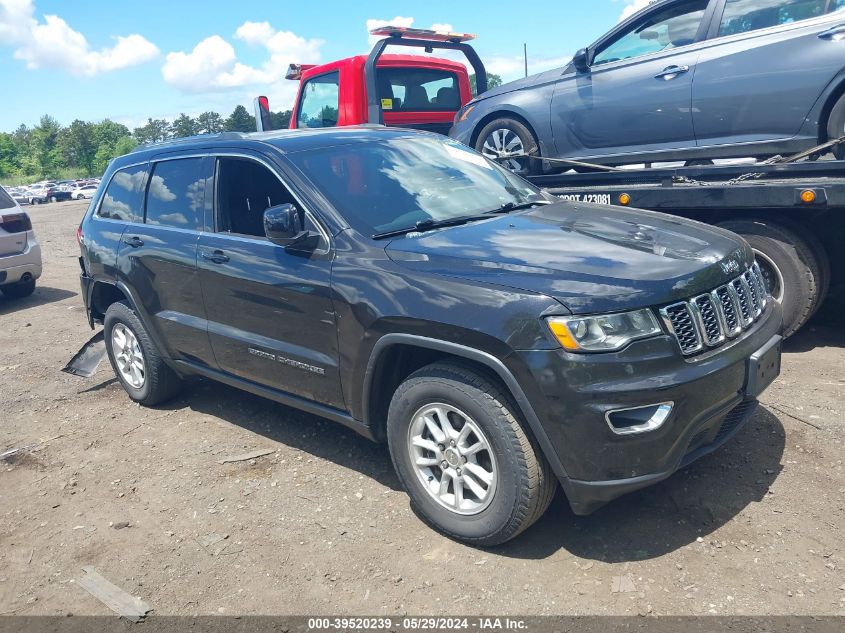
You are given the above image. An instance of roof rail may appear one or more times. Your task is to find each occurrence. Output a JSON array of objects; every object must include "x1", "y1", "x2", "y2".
[{"x1": 137, "y1": 131, "x2": 248, "y2": 151}]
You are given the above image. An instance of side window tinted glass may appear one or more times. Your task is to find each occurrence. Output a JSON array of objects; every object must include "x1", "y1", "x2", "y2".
[
  {"x1": 297, "y1": 72, "x2": 339, "y2": 128},
  {"x1": 98, "y1": 164, "x2": 148, "y2": 222},
  {"x1": 145, "y1": 158, "x2": 204, "y2": 230},
  {"x1": 720, "y1": 0, "x2": 827, "y2": 36},
  {"x1": 593, "y1": 0, "x2": 708, "y2": 66},
  {"x1": 378, "y1": 68, "x2": 461, "y2": 112}
]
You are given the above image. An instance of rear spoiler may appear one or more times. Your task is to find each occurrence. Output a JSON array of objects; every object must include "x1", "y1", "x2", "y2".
[{"x1": 365, "y1": 26, "x2": 487, "y2": 125}]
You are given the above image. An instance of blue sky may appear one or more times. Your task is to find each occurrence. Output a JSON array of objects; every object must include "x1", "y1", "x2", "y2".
[{"x1": 0, "y1": 0, "x2": 646, "y2": 132}]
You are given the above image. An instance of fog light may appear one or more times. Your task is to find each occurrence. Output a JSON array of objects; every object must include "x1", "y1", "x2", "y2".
[{"x1": 605, "y1": 402, "x2": 673, "y2": 435}]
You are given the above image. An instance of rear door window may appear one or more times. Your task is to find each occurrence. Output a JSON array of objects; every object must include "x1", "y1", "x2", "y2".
[
  {"x1": 378, "y1": 68, "x2": 461, "y2": 111},
  {"x1": 145, "y1": 158, "x2": 204, "y2": 230},
  {"x1": 719, "y1": 0, "x2": 828, "y2": 36},
  {"x1": 0, "y1": 188, "x2": 16, "y2": 210},
  {"x1": 296, "y1": 71, "x2": 340, "y2": 129},
  {"x1": 98, "y1": 164, "x2": 148, "y2": 222}
]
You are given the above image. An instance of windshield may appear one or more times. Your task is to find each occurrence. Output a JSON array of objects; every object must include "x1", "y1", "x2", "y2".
[{"x1": 286, "y1": 136, "x2": 545, "y2": 236}]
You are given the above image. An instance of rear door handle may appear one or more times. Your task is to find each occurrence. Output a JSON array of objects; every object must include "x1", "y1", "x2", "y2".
[
  {"x1": 818, "y1": 24, "x2": 845, "y2": 40},
  {"x1": 122, "y1": 236, "x2": 144, "y2": 248},
  {"x1": 654, "y1": 65, "x2": 690, "y2": 80},
  {"x1": 201, "y1": 250, "x2": 230, "y2": 264}
]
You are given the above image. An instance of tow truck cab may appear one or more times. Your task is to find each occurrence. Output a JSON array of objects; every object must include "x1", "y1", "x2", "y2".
[
  {"x1": 281, "y1": 27, "x2": 487, "y2": 135},
  {"x1": 288, "y1": 54, "x2": 472, "y2": 136}
]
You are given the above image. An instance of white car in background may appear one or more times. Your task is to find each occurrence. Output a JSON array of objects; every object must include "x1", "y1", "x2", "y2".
[
  {"x1": 0, "y1": 186, "x2": 41, "y2": 299},
  {"x1": 70, "y1": 184, "x2": 98, "y2": 200}
]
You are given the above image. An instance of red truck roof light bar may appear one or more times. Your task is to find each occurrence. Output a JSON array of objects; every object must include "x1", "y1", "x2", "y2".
[
  {"x1": 365, "y1": 25, "x2": 487, "y2": 125},
  {"x1": 285, "y1": 63, "x2": 317, "y2": 81},
  {"x1": 368, "y1": 26, "x2": 477, "y2": 44}
]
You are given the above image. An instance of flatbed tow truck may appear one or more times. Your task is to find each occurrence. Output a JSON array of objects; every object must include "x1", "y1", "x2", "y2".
[{"x1": 255, "y1": 26, "x2": 844, "y2": 337}]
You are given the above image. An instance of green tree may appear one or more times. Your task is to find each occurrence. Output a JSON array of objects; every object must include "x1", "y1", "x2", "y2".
[
  {"x1": 469, "y1": 72, "x2": 503, "y2": 96},
  {"x1": 57, "y1": 120, "x2": 97, "y2": 174},
  {"x1": 269, "y1": 110, "x2": 293, "y2": 130},
  {"x1": 170, "y1": 113, "x2": 197, "y2": 138},
  {"x1": 29, "y1": 115, "x2": 62, "y2": 177},
  {"x1": 196, "y1": 111, "x2": 224, "y2": 135},
  {"x1": 224, "y1": 105, "x2": 256, "y2": 133},
  {"x1": 93, "y1": 119, "x2": 131, "y2": 148},
  {"x1": 133, "y1": 118, "x2": 170, "y2": 144},
  {"x1": 0, "y1": 133, "x2": 19, "y2": 178}
]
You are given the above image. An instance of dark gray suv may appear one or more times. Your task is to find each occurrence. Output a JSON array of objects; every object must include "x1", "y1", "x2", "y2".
[{"x1": 451, "y1": 0, "x2": 845, "y2": 172}]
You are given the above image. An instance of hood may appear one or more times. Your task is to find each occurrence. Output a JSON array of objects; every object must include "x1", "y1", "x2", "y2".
[
  {"x1": 472, "y1": 67, "x2": 567, "y2": 103},
  {"x1": 385, "y1": 202, "x2": 753, "y2": 314}
]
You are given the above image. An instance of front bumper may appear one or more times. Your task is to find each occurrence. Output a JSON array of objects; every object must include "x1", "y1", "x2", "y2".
[
  {"x1": 0, "y1": 235, "x2": 42, "y2": 286},
  {"x1": 515, "y1": 300, "x2": 783, "y2": 515}
]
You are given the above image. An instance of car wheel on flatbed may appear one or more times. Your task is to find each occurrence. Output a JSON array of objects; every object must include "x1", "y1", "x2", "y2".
[
  {"x1": 475, "y1": 117, "x2": 540, "y2": 176},
  {"x1": 104, "y1": 301, "x2": 182, "y2": 406},
  {"x1": 718, "y1": 218, "x2": 827, "y2": 337},
  {"x1": 386, "y1": 361, "x2": 556, "y2": 546}
]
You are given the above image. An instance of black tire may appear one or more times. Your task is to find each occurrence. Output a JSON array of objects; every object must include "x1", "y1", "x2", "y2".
[
  {"x1": 717, "y1": 219, "x2": 824, "y2": 337},
  {"x1": 826, "y1": 93, "x2": 845, "y2": 160},
  {"x1": 386, "y1": 361, "x2": 556, "y2": 546},
  {"x1": 474, "y1": 117, "x2": 541, "y2": 176},
  {"x1": 104, "y1": 301, "x2": 182, "y2": 406},
  {"x1": 1, "y1": 278, "x2": 36, "y2": 299}
]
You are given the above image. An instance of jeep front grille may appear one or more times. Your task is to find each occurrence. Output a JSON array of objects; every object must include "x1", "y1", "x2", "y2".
[{"x1": 660, "y1": 263, "x2": 768, "y2": 357}]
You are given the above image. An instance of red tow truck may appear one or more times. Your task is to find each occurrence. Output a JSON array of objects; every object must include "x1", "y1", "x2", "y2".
[{"x1": 255, "y1": 26, "x2": 485, "y2": 135}]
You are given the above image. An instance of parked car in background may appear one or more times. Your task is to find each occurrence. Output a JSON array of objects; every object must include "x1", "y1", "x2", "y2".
[
  {"x1": 28, "y1": 186, "x2": 72, "y2": 204},
  {"x1": 71, "y1": 184, "x2": 98, "y2": 200},
  {"x1": 77, "y1": 128, "x2": 781, "y2": 545},
  {"x1": 451, "y1": 0, "x2": 845, "y2": 173},
  {"x1": 0, "y1": 186, "x2": 41, "y2": 299}
]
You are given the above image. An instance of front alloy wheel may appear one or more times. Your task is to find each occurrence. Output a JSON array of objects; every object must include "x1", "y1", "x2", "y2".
[
  {"x1": 111, "y1": 322, "x2": 145, "y2": 388},
  {"x1": 408, "y1": 403, "x2": 497, "y2": 515}
]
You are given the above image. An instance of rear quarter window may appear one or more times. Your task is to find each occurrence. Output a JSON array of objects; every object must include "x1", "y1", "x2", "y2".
[
  {"x1": 145, "y1": 158, "x2": 204, "y2": 230},
  {"x1": 97, "y1": 164, "x2": 148, "y2": 222},
  {"x1": 0, "y1": 188, "x2": 16, "y2": 210}
]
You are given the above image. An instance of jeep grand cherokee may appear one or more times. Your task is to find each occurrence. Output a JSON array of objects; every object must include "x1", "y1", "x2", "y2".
[{"x1": 77, "y1": 127, "x2": 782, "y2": 546}]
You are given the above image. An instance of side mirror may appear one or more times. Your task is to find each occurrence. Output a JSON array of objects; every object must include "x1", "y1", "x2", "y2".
[
  {"x1": 264, "y1": 203, "x2": 309, "y2": 247},
  {"x1": 573, "y1": 48, "x2": 590, "y2": 73}
]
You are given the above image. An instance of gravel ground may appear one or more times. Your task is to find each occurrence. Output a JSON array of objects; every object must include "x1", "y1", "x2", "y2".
[{"x1": 1, "y1": 199, "x2": 844, "y2": 617}]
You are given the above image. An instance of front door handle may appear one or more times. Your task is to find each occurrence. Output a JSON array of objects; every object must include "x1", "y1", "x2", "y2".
[
  {"x1": 818, "y1": 24, "x2": 845, "y2": 40},
  {"x1": 122, "y1": 236, "x2": 144, "y2": 248},
  {"x1": 654, "y1": 65, "x2": 690, "y2": 80},
  {"x1": 201, "y1": 250, "x2": 230, "y2": 264}
]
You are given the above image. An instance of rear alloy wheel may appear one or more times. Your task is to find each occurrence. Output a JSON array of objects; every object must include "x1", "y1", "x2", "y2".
[
  {"x1": 1, "y1": 278, "x2": 36, "y2": 299},
  {"x1": 104, "y1": 301, "x2": 182, "y2": 406},
  {"x1": 387, "y1": 362, "x2": 556, "y2": 546},
  {"x1": 475, "y1": 117, "x2": 540, "y2": 176}
]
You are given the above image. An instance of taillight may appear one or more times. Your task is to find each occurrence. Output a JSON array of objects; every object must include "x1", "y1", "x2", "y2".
[
  {"x1": 76, "y1": 225, "x2": 83, "y2": 246},
  {"x1": 0, "y1": 212, "x2": 32, "y2": 233}
]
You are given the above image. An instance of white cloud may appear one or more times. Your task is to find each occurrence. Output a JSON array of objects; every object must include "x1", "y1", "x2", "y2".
[
  {"x1": 619, "y1": 0, "x2": 653, "y2": 21},
  {"x1": 366, "y1": 16, "x2": 414, "y2": 47},
  {"x1": 0, "y1": 0, "x2": 158, "y2": 75},
  {"x1": 162, "y1": 21, "x2": 323, "y2": 94}
]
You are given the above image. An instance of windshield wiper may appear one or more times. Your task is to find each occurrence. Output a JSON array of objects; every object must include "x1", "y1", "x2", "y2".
[
  {"x1": 483, "y1": 199, "x2": 552, "y2": 215},
  {"x1": 372, "y1": 214, "x2": 492, "y2": 240}
]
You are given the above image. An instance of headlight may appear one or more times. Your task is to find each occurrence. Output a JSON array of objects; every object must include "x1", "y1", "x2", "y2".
[
  {"x1": 546, "y1": 309, "x2": 662, "y2": 352},
  {"x1": 456, "y1": 104, "x2": 475, "y2": 124}
]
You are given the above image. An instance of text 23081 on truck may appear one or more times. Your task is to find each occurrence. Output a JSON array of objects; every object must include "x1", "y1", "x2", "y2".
[{"x1": 77, "y1": 127, "x2": 782, "y2": 545}]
